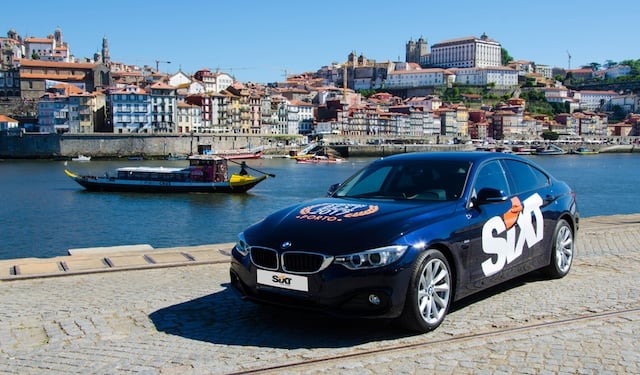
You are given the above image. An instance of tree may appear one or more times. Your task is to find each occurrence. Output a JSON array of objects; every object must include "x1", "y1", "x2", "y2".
[
  {"x1": 588, "y1": 62, "x2": 601, "y2": 71},
  {"x1": 501, "y1": 48, "x2": 514, "y2": 66},
  {"x1": 541, "y1": 131, "x2": 559, "y2": 140},
  {"x1": 604, "y1": 60, "x2": 617, "y2": 69}
]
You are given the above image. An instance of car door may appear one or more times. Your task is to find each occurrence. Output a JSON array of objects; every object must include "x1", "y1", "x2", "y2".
[
  {"x1": 460, "y1": 159, "x2": 531, "y2": 292},
  {"x1": 500, "y1": 159, "x2": 556, "y2": 266}
]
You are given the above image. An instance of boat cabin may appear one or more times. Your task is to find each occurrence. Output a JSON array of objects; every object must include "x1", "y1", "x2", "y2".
[
  {"x1": 116, "y1": 167, "x2": 190, "y2": 182},
  {"x1": 114, "y1": 156, "x2": 229, "y2": 183},
  {"x1": 187, "y1": 155, "x2": 229, "y2": 182}
]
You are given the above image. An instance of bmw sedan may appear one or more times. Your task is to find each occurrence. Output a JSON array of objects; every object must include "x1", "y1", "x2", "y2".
[{"x1": 229, "y1": 152, "x2": 578, "y2": 332}]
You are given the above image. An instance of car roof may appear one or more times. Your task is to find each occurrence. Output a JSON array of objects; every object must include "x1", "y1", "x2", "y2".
[{"x1": 378, "y1": 151, "x2": 527, "y2": 164}]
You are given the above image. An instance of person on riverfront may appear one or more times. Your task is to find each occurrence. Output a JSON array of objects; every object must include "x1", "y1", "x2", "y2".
[{"x1": 239, "y1": 161, "x2": 249, "y2": 176}]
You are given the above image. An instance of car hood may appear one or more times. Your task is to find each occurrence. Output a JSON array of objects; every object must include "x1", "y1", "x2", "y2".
[{"x1": 244, "y1": 197, "x2": 459, "y2": 255}]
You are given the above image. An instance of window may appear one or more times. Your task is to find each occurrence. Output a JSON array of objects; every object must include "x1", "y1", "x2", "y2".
[
  {"x1": 472, "y1": 160, "x2": 509, "y2": 197},
  {"x1": 502, "y1": 160, "x2": 549, "y2": 194}
]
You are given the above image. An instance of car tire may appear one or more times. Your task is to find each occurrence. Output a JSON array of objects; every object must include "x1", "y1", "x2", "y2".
[
  {"x1": 544, "y1": 219, "x2": 574, "y2": 279},
  {"x1": 399, "y1": 249, "x2": 452, "y2": 333}
]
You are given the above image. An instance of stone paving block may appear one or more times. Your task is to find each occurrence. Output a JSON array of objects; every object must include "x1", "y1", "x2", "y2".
[
  {"x1": 144, "y1": 252, "x2": 191, "y2": 264},
  {"x1": 104, "y1": 254, "x2": 150, "y2": 268},
  {"x1": 63, "y1": 257, "x2": 109, "y2": 272},
  {"x1": 185, "y1": 248, "x2": 230, "y2": 262},
  {"x1": 15, "y1": 261, "x2": 61, "y2": 276}
]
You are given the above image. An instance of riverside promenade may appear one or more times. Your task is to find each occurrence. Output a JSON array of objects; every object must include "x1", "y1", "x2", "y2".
[{"x1": 1, "y1": 214, "x2": 639, "y2": 374}]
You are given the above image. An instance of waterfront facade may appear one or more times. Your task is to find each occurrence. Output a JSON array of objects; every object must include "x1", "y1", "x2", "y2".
[
  {"x1": 2, "y1": 27, "x2": 638, "y2": 143},
  {"x1": 149, "y1": 81, "x2": 177, "y2": 133},
  {"x1": 108, "y1": 85, "x2": 151, "y2": 133},
  {"x1": 176, "y1": 102, "x2": 201, "y2": 134}
]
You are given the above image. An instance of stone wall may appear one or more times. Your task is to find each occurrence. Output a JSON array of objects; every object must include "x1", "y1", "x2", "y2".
[{"x1": 0, "y1": 133, "x2": 303, "y2": 159}]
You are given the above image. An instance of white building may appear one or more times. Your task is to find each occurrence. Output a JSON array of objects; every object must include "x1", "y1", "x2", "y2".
[
  {"x1": 288, "y1": 100, "x2": 314, "y2": 135},
  {"x1": 610, "y1": 94, "x2": 638, "y2": 113},
  {"x1": 451, "y1": 67, "x2": 518, "y2": 87},
  {"x1": 385, "y1": 68, "x2": 452, "y2": 88},
  {"x1": 603, "y1": 65, "x2": 631, "y2": 79},
  {"x1": 428, "y1": 33, "x2": 502, "y2": 69},
  {"x1": 194, "y1": 69, "x2": 234, "y2": 93},
  {"x1": 534, "y1": 64, "x2": 553, "y2": 79},
  {"x1": 24, "y1": 28, "x2": 70, "y2": 62},
  {"x1": 149, "y1": 82, "x2": 177, "y2": 133},
  {"x1": 108, "y1": 85, "x2": 152, "y2": 133},
  {"x1": 576, "y1": 90, "x2": 618, "y2": 111},
  {"x1": 508, "y1": 60, "x2": 534, "y2": 76},
  {"x1": 176, "y1": 102, "x2": 202, "y2": 134},
  {"x1": 0, "y1": 114, "x2": 19, "y2": 132},
  {"x1": 168, "y1": 70, "x2": 191, "y2": 87}
]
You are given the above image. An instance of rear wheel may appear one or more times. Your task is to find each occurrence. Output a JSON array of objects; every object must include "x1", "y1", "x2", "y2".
[
  {"x1": 544, "y1": 219, "x2": 574, "y2": 278},
  {"x1": 399, "y1": 249, "x2": 452, "y2": 332}
]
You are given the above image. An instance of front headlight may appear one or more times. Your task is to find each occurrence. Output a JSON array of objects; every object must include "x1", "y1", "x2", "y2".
[
  {"x1": 234, "y1": 232, "x2": 249, "y2": 256},
  {"x1": 334, "y1": 245, "x2": 408, "y2": 270}
]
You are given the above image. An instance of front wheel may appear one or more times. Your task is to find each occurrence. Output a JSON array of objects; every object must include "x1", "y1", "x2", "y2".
[
  {"x1": 544, "y1": 219, "x2": 574, "y2": 279},
  {"x1": 399, "y1": 249, "x2": 452, "y2": 333}
]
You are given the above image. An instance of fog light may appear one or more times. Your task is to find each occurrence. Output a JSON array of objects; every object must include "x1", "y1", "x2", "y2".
[{"x1": 368, "y1": 294, "x2": 381, "y2": 305}]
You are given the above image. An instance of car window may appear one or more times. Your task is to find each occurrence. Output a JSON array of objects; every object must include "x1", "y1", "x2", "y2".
[
  {"x1": 335, "y1": 165, "x2": 392, "y2": 197},
  {"x1": 502, "y1": 159, "x2": 549, "y2": 194},
  {"x1": 336, "y1": 160, "x2": 469, "y2": 201},
  {"x1": 472, "y1": 160, "x2": 509, "y2": 197}
]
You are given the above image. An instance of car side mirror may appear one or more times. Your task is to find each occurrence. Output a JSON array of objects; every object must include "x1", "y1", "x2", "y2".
[
  {"x1": 327, "y1": 183, "x2": 341, "y2": 196},
  {"x1": 475, "y1": 188, "x2": 508, "y2": 205}
]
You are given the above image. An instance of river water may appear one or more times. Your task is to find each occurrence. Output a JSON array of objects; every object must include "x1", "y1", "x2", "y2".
[{"x1": 1, "y1": 153, "x2": 639, "y2": 260}]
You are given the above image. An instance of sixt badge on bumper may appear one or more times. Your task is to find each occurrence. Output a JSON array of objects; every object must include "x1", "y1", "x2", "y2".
[{"x1": 257, "y1": 269, "x2": 309, "y2": 292}]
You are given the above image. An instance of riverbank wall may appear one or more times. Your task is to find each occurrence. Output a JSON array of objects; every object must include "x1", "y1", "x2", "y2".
[
  {"x1": 1, "y1": 133, "x2": 638, "y2": 159},
  {"x1": 0, "y1": 133, "x2": 303, "y2": 159}
]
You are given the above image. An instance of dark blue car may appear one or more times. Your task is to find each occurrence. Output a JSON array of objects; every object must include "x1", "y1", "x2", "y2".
[{"x1": 229, "y1": 152, "x2": 578, "y2": 332}]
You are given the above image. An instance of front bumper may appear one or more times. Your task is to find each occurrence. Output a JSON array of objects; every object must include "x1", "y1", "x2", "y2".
[{"x1": 229, "y1": 250, "x2": 414, "y2": 319}]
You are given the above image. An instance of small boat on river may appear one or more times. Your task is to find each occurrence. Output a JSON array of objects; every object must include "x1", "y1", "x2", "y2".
[
  {"x1": 573, "y1": 147, "x2": 599, "y2": 155},
  {"x1": 71, "y1": 154, "x2": 91, "y2": 162},
  {"x1": 296, "y1": 155, "x2": 345, "y2": 164},
  {"x1": 209, "y1": 147, "x2": 264, "y2": 160},
  {"x1": 64, "y1": 155, "x2": 270, "y2": 193},
  {"x1": 533, "y1": 144, "x2": 567, "y2": 155}
]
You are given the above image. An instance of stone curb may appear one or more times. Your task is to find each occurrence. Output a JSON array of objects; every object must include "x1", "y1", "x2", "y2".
[{"x1": 0, "y1": 243, "x2": 234, "y2": 281}]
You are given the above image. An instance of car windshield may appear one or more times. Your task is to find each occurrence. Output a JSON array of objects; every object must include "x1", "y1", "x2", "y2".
[{"x1": 334, "y1": 159, "x2": 471, "y2": 201}]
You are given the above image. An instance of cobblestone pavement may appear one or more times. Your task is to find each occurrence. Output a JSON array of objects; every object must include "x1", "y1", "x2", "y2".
[{"x1": 1, "y1": 214, "x2": 639, "y2": 374}]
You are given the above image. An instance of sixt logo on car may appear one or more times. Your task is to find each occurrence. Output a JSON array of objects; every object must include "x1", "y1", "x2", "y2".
[
  {"x1": 272, "y1": 275, "x2": 292, "y2": 285},
  {"x1": 481, "y1": 193, "x2": 544, "y2": 276},
  {"x1": 296, "y1": 203, "x2": 379, "y2": 222}
]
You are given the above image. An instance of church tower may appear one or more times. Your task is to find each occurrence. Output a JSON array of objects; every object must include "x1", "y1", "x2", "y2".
[
  {"x1": 54, "y1": 27, "x2": 63, "y2": 47},
  {"x1": 101, "y1": 36, "x2": 110, "y2": 65},
  {"x1": 406, "y1": 39, "x2": 416, "y2": 63},
  {"x1": 406, "y1": 37, "x2": 428, "y2": 66}
]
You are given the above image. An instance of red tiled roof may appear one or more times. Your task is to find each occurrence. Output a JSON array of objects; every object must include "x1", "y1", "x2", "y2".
[
  {"x1": 0, "y1": 115, "x2": 18, "y2": 122},
  {"x1": 20, "y1": 72, "x2": 86, "y2": 80},
  {"x1": 17, "y1": 59, "x2": 96, "y2": 69},
  {"x1": 24, "y1": 37, "x2": 53, "y2": 44},
  {"x1": 150, "y1": 82, "x2": 175, "y2": 89}
]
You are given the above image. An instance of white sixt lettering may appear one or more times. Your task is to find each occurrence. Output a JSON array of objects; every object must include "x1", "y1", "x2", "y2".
[{"x1": 481, "y1": 193, "x2": 544, "y2": 277}]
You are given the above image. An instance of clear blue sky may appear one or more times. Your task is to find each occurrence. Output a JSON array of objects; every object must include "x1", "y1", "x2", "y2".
[{"x1": 2, "y1": 0, "x2": 638, "y2": 83}]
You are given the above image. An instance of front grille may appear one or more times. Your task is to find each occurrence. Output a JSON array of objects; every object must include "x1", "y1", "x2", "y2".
[
  {"x1": 250, "y1": 247, "x2": 278, "y2": 270},
  {"x1": 282, "y1": 252, "x2": 332, "y2": 274},
  {"x1": 250, "y1": 247, "x2": 333, "y2": 274}
]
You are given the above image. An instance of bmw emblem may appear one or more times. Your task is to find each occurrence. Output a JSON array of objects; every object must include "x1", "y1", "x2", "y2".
[{"x1": 281, "y1": 241, "x2": 292, "y2": 249}]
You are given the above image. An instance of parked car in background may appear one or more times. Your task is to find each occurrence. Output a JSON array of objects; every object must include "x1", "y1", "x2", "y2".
[{"x1": 230, "y1": 152, "x2": 579, "y2": 332}]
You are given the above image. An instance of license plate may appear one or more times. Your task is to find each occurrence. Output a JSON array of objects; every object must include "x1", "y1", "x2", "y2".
[{"x1": 257, "y1": 269, "x2": 308, "y2": 292}]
